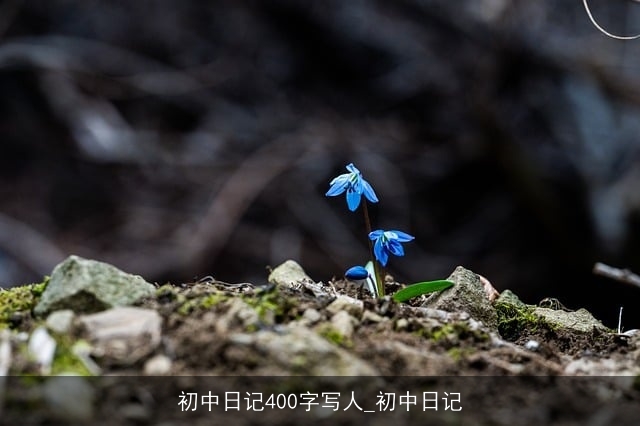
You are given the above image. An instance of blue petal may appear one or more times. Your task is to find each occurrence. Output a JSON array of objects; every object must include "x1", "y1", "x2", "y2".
[
  {"x1": 369, "y1": 230, "x2": 384, "y2": 240},
  {"x1": 329, "y1": 173, "x2": 350, "y2": 187},
  {"x1": 325, "y1": 174, "x2": 350, "y2": 196},
  {"x1": 346, "y1": 189, "x2": 361, "y2": 211},
  {"x1": 361, "y1": 179, "x2": 378, "y2": 203},
  {"x1": 387, "y1": 240, "x2": 405, "y2": 256},
  {"x1": 345, "y1": 266, "x2": 369, "y2": 280},
  {"x1": 378, "y1": 251, "x2": 389, "y2": 267},
  {"x1": 346, "y1": 163, "x2": 359, "y2": 174},
  {"x1": 373, "y1": 239, "x2": 388, "y2": 266},
  {"x1": 390, "y1": 230, "x2": 414, "y2": 242},
  {"x1": 325, "y1": 184, "x2": 345, "y2": 197}
]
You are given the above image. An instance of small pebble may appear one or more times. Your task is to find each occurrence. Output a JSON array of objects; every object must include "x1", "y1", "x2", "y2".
[
  {"x1": 362, "y1": 310, "x2": 385, "y2": 324},
  {"x1": 326, "y1": 296, "x2": 364, "y2": 318},
  {"x1": 79, "y1": 307, "x2": 162, "y2": 365},
  {"x1": 301, "y1": 308, "x2": 322, "y2": 325},
  {"x1": 0, "y1": 330, "x2": 11, "y2": 376},
  {"x1": 331, "y1": 311, "x2": 355, "y2": 339},
  {"x1": 46, "y1": 310, "x2": 75, "y2": 334},
  {"x1": 28, "y1": 327, "x2": 56, "y2": 374},
  {"x1": 395, "y1": 318, "x2": 409, "y2": 331},
  {"x1": 144, "y1": 354, "x2": 172, "y2": 375},
  {"x1": 524, "y1": 340, "x2": 540, "y2": 351}
]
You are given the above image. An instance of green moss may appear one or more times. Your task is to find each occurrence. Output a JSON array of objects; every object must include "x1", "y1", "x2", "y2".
[
  {"x1": 171, "y1": 284, "x2": 298, "y2": 331},
  {"x1": 177, "y1": 292, "x2": 228, "y2": 315},
  {"x1": 317, "y1": 325, "x2": 353, "y2": 348},
  {"x1": 427, "y1": 322, "x2": 489, "y2": 344},
  {"x1": 446, "y1": 346, "x2": 476, "y2": 361},
  {"x1": 200, "y1": 293, "x2": 227, "y2": 310},
  {"x1": 155, "y1": 284, "x2": 179, "y2": 302},
  {"x1": 242, "y1": 289, "x2": 295, "y2": 322},
  {"x1": 9, "y1": 331, "x2": 92, "y2": 376},
  {"x1": 245, "y1": 323, "x2": 259, "y2": 333},
  {"x1": 0, "y1": 279, "x2": 48, "y2": 329},
  {"x1": 495, "y1": 302, "x2": 556, "y2": 341},
  {"x1": 51, "y1": 336, "x2": 92, "y2": 376},
  {"x1": 31, "y1": 278, "x2": 48, "y2": 297},
  {"x1": 430, "y1": 324, "x2": 457, "y2": 342}
]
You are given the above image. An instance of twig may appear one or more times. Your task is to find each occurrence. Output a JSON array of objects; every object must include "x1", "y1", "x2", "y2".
[{"x1": 593, "y1": 262, "x2": 640, "y2": 289}]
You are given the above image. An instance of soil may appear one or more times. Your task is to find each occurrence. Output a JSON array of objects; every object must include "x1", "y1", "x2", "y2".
[{"x1": 2, "y1": 274, "x2": 640, "y2": 425}]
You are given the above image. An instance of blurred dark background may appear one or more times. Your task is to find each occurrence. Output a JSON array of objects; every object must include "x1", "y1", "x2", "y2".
[{"x1": 1, "y1": 0, "x2": 640, "y2": 327}]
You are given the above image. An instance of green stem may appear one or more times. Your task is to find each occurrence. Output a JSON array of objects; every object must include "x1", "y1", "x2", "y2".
[{"x1": 362, "y1": 201, "x2": 384, "y2": 297}]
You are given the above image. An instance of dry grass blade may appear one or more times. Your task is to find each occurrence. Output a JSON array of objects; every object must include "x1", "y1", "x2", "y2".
[{"x1": 583, "y1": 0, "x2": 640, "y2": 40}]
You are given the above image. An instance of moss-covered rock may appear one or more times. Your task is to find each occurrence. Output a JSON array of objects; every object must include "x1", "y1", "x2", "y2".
[
  {"x1": 494, "y1": 290, "x2": 613, "y2": 355},
  {"x1": 34, "y1": 255, "x2": 155, "y2": 316},
  {"x1": 0, "y1": 280, "x2": 46, "y2": 329},
  {"x1": 495, "y1": 301, "x2": 554, "y2": 341}
]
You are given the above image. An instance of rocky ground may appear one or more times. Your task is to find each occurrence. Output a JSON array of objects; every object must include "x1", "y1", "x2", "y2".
[{"x1": 1, "y1": 256, "x2": 639, "y2": 425}]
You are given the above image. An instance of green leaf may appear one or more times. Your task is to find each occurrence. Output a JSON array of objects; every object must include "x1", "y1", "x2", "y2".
[{"x1": 392, "y1": 280, "x2": 454, "y2": 303}]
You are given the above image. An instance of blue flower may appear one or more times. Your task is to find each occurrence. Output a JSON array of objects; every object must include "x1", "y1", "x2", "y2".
[
  {"x1": 326, "y1": 163, "x2": 378, "y2": 211},
  {"x1": 344, "y1": 265, "x2": 377, "y2": 297},
  {"x1": 345, "y1": 265, "x2": 369, "y2": 280},
  {"x1": 369, "y1": 229, "x2": 415, "y2": 267}
]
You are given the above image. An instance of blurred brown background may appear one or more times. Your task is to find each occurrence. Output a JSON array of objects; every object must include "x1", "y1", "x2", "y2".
[{"x1": 1, "y1": 0, "x2": 640, "y2": 326}]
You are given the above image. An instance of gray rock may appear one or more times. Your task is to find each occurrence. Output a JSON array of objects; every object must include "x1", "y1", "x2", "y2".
[
  {"x1": 395, "y1": 318, "x2": 409, "y2": 331},
  {"x1": 326, "y1": 295, "x2": 364, "y2": 318},
  {"x1": 533, "y1": 307, "x2": 609, "y2": 334},
  {"x1": 45, "y1": 310, "x2": 75, "y2": 334},
  {"x1": 35, "y1": 255, "x2": 155, "y2": 316},
  {"x1": 495, "y1": 289, "x2": 527, "y2": 308},
  {"x1": 231, "y1": 325, "x2": 378, "y2": 376},
  {"x1": 496, "y1": 290, "x2": 610, "y2": 338},
  {"x1": 144, "y1": 354, "x2": 172, "y2": 375},
  {"x1": 28, "y1": 327, "x2": 56, "y2": 375},
  {"x1": 214, "y1": 298, "x2": 261, "y2": 333},
  {"x1": 379, "y1": 340, "x2": 458, "y2": 375},
  {"x1": 330, "y1": 310, "x2": 356, "y2": 339},
  {"x1": 422, "y1": 266, "x2": 498, "y2": 330},
  {"x1": 564, "y1": 357, "x2": 640, "y2": 376},
  {"x1": 300, "y1": 308, "x2": 322, "y2": 326},
  {"x1": 79, "y1": 307, "x2": 162, "y2": 365},
  {"x1": 362, "y1": 310, "x2": 386, "y2": 324},
  {"x1": 268, "y1": 260, "x2": 333, "y2": 299},
  {"x1": 268, "y1": 260, "x2": 313, "y2": 288},
  {"x1": 524, "y1": 340, "x2": 540, "y2": 351}
]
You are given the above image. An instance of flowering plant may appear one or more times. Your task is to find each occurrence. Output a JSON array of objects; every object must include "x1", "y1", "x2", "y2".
[
  {"x1": 326, "y1": 163, "x2": 378, "y2": 211},
  {"x1": 326, "y1": 163, "x2": 453, "y2": 300}
]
